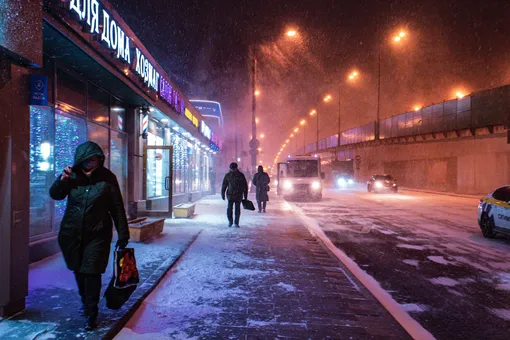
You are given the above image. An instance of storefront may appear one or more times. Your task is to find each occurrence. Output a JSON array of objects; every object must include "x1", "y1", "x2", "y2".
[{"x1": 0, "y1": 0, "x2": 219, "y2": 316}]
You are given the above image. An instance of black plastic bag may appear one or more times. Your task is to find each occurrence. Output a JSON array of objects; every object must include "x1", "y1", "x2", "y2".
[
  {"x1": 104, "y1": 247, "x2": 139, "y2": 310},
  {"x1": 242, "y1": 199, "x2": 256, "y2": 211},
  {"x1": 104, "y1": 277, "x2": 137, "y2": 310}
]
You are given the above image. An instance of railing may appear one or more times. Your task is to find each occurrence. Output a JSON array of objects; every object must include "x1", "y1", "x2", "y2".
[{"x1": 303, "y1": 84, "x2": 510, "y2": 154}]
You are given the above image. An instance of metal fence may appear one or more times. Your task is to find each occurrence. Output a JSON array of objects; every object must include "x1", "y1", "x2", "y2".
[
  {"x1": 340, "y1": 122, "x2": 375, "y2": 145},
  {"x1": 302, "y1": 84, "x2": 510, "y2": 153}
]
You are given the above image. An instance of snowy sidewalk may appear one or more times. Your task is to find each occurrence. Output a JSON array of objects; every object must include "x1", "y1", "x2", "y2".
[
  {"x1": 0, "y1": 223, "x2": 201, "y2": 340},
  {"x1": 116, "y1": 195, "x2": 410, "y2": 339}
]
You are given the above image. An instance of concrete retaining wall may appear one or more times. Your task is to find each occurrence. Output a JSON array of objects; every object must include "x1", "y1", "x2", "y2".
[{"x1": 351, "y1": 134, "x2": 510, "y2": 195}]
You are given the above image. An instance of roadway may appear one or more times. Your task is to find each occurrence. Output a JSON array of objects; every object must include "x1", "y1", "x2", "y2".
[{"x1": 291, "y1": 185, "x2": 510, "y2": 340}]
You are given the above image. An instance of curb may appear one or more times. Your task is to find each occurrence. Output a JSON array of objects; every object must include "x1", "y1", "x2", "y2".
[
  {"x1": 401, "y1": 187, "x2": 482, "y2": 199},
  {"x1": 288, "y1": 202, "x2": 436, "y2": 340},
  {"x1": 103, "y1": 230, "x2": 202, "y2": 340}
]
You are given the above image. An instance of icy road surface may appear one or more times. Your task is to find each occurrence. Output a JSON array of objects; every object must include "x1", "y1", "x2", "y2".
[{"x1": 292, "y1": 186, "x2": 510, "y2": 340}]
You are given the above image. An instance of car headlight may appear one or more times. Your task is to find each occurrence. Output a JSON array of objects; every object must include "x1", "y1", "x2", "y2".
[
  {"x1": 337, "y1": 178, "x2": 346, "y2": 186},
  {"x1": 374, "y1": 181, "x2": 383, "y2": 189},
  {"x1": 311, "y1": 181, "x2": 321, "y2": 190},
  {"x1": 347, "y1": 179, "x2": 354, "y2": 185},
  {"x1": 283, "y1": 181, "x2": 292, "y2": 190}
]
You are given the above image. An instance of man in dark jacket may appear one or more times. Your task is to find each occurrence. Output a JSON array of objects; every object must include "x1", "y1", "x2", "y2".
[
  {"x1": 49, "y1": 141, "x2": 129, "y2": 331},
  {"x1": 253, "y1": 165, "x2": 271, "y2": 213},
  {"x1": 221, "y1": 162, "x2": 248, "y2": 227}
]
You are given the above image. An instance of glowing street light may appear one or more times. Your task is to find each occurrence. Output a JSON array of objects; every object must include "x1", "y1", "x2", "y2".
[
  {"x1": 285, "y1": 139, "x2": 290, "y2": 143},
  {"x1": 286, "y1": 30, "x2": 297, "y2": 37},
  {"x1": 290, "y1": 133, "x2": 294, "y2": 137},
  {"x1": 414, "y1": 106, "x2": 421, "y2": 111},
  {"x1": 393, "y1": 31, "x2": 407, "y2": 43},
  {"x1": 255, "y1": 117, "x2": 260, "y2": 124},
  {"x1": 310, "y1": 109, "x2": 317, "y2": 116},
  {"x1": 258, "y1": 147, "x2": 262, "y2": 152},
  {"x1": 254, "y1": 90, "x2": 261, "y2": 96},
  {"x1": 348, "y1": 70, "x2": 359, "y2": 81},
  {"x1": 323, "y1": 94, "x2": 332, "y2": 102},
  {"x1": 456, "y1": 91, "x2": 465, "y2": 99},
  {"x1": 260, "y1": 133, "x2": 265, "y2": 138},
  {"x1": 294, "y1": 127, "x2": 299, "y2": 133},
  {"x1": 300, "y1": 119, "x2": 306, "y2": 125}
]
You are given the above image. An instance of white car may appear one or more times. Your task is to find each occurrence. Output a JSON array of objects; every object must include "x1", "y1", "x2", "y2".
[{"x1": 478, "y1": 185, "x2": 510, "y2": 238}]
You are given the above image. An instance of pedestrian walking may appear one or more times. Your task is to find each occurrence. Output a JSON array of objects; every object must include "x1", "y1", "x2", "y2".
[
  {"x1": 252, "y1": 165, "x2": 271, "y2": 213},
  {"x1": 49, "y1": 141, "x2": 129, "y2": 331},
  {"x1": 221, "y1": 162, "x2": 248, "y2": 228}
]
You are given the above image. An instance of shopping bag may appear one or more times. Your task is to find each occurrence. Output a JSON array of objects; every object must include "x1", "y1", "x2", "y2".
[
  {"x1": 242, "y1": 199, "x2": 256, "y2": 211},
  {"x1": 113, "y1": 247, "x2": 139, "y2": 288},
  {"x1": 104, "y1": 247, "x2": 139, "y2": 310},
  {"x1": 104, "y1": 277, "x2": 137, "y2": 310}
]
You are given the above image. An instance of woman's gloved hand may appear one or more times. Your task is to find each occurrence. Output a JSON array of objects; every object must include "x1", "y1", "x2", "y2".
[{"x1": 116, "y1": 239, "x2": 129, "y2": 249}]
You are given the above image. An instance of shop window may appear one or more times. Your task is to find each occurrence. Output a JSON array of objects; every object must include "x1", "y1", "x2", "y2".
[
  {"x1": 88, "y1": 122, "x2": 110, "y2": 168},
  {"x1": 172, "y1": 133, "x2": 188, "y2": 194},
  {"x1": 29, "y1": 106, "x2": 55, "y2": 238},
  {"x1": 54, "y1": 111, "x2": 87, "y2": 230},
  {"x1": 56, "y1": 69, "x2": 86, "y2": 114},
  {"x1": 88, "y1": 82, "x2": 110, "y2": 125},
  {"x1": 110, "y1": 97, "x2": 126, "y2": 132},
  {"x1": 110, "y1": 131, "x2": 127, "y2": 203}
]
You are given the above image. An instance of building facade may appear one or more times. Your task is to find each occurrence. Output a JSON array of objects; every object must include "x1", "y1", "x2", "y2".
[{"x1": 0, "y1": 0, "x2": 219, "y2": 316}]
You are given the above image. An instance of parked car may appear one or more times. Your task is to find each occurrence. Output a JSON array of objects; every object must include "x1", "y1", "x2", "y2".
[
  {"x1": 367, "y1": 174, "x2": 398, "y2": 193},
  {"x1": 478, "y1": 185, "x2": 510, "y2": 238}
]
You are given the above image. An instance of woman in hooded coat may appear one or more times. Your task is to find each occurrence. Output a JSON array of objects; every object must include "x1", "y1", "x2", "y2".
[
  {"x1": 252, "y1": 165, "x2": 271, "y2": 213},
  {"x1": 49, "y1": 141, "x2": 129, "y2": 331}
]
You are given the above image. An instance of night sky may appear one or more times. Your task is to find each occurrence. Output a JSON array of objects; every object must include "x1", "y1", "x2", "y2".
[{"x1": 112, "y1": 0, "x2": 510, "y2": 165}]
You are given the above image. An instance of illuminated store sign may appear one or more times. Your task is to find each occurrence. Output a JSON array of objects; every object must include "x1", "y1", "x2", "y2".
[
  {"x1": 68, "y1": 0, "x2": 159, "y2": 91},
  {"x1": 159, "y1": 77, "x2": 185, "y2": 114},
  {"x1": 185, "y1": 108, "x2": 199, "y2": 128},
  {"x1": 134, "y1": 48, "x2": 159, "y2": 91},
  {"x1": 200, "y1": 121, "x2": 212, "y2": 140}
]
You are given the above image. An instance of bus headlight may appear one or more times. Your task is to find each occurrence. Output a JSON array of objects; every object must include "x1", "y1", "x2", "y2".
[
  {"x1": 311, "y1": 181, "x2": 321, "y2": 190},
  {"x1": 348, "y1": 179, "x2": 354, "y2": 185},
  {"x1": 283, "y1": 181, "x2": 292, "y2": 190},
  {"x1": 337, "y1": 178, "x2": 346, "y2": 186}
]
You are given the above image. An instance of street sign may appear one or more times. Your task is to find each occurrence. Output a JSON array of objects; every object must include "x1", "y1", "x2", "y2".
[{"x1": 249, "y1": 138, "x2": 260, "y2": 149}]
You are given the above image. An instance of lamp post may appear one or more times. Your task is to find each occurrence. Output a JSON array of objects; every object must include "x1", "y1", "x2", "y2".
[
  {"x1": 309, "y1": 109, "x2": 318, "y2": 152},
  {"x1": 377, "y1": 30, "x2": 407, "y2": 139},
  {"x1": 249, "y1": 29, "x2": 298, "y2": 174}
]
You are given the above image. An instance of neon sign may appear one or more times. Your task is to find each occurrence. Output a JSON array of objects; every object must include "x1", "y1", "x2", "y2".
[
  {"x1": 200, "y1": 121, "x2": 212, "y2": 139},
  {"x1": 69, "y1": 0, "x2": 161, "y2": 91},
  {"x1": 159, "y1": 77, "x2": 185, "y2": 114},
  {"x1": 185, "y1": 108, "x2": 199, "y2": 128}
]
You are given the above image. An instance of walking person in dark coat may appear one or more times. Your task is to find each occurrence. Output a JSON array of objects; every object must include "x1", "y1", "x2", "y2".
[
  {"x1": 252, "y1": 165, "x2": 271, "y2": 213},
  {"x1": 49, "y1": 141, "x2": 129, "y2": 331},
  {"x1": 221, "y1": 162, "x2": 248, "y2": 228}
]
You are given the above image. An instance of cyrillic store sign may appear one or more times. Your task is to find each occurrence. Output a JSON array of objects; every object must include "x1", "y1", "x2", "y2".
[
  {"x1": 30, "y1": 75, "x2": 48, "y2": 106},
  {"x1": 68, "y1": 0, "x2": 159, "y2": 91},
  {"x1": 200, "y1": 121, "x2": 212, "y2": 140},
  {"x1": 159, "y1": 77, "x2": 185, "y2": 115},
  {"x1": 184, "y1": 108, "x2": 199, "y2": 128}
]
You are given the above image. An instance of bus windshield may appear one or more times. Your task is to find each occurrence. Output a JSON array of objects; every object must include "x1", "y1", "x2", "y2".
[{"x1": 287, "y1": 160, "x2": 319, "y2": 178}]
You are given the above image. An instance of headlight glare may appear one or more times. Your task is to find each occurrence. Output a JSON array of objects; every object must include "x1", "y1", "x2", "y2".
[
  {"x1": 347, "y1": 179, "x2": 354, "y2": 185},
  {"x1": 311, "y1": 181, "x2": 321, "y2": 190},
  {"x1": 374, "y1": 181, "x2": 383, "y2": 189},
  {"x1": 283, "y1": 181, "x2": 292, "y2": 190}
]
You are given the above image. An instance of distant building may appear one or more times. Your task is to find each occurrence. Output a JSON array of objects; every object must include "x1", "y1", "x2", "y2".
[{"x1": 190, "y1": 100, "x2": 224, "y2": 130}]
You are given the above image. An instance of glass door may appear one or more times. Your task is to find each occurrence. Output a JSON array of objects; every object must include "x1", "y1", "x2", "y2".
[{"x1": 143, "y1": 146, "x2": 173, "y2": 217}]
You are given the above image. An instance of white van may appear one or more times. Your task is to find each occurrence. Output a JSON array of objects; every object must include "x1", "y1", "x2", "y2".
[{"x1": 277, "y1": 156, "x2": 325, "y2": 200}]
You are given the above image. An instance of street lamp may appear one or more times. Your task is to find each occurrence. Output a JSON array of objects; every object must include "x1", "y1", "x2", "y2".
[
  {"x1": 377, "y1": 29, "x2": 408, "y2": 139},
  {"x1": 249, "y1": 30, "x2": 299, "y2": 175}
]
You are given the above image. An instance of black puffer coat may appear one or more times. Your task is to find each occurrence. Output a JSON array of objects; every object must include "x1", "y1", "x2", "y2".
[
  {"x1": 50, "y1": 141, "x2": 129, "y2": 274},
  {"x1": 221, "y1": 170, "x2": 248, "y2": 202},
  {"x1": 253, "y1": 170, "x2": 270, "y2": 202}
]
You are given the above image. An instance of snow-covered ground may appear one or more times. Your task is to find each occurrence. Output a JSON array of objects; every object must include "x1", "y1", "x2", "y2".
[
  {"x1": 116, "y1": 195, "x2": 409, "y2": 339},
  {"x1": 292, "y1": 186, "x2": 510, "y2": 340}
]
